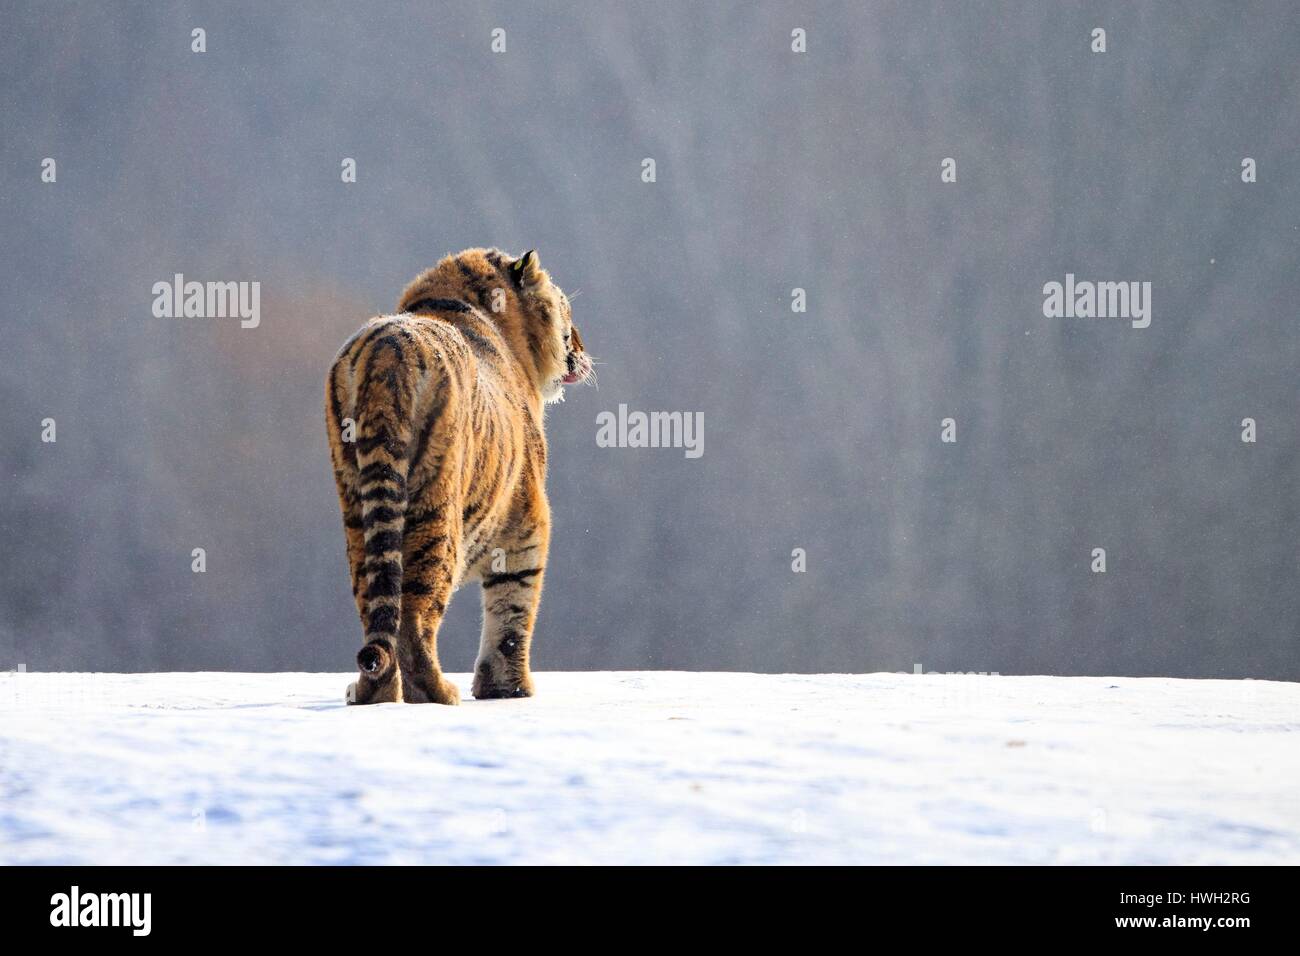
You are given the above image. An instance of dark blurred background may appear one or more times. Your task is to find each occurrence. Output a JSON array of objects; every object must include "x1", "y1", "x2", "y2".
[{"x1": 2, "y1": 2, "x2": 1297, "y2": 678}]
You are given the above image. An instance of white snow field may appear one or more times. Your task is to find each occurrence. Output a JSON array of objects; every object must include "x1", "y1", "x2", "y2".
[{"x1": 0, "y1": 671, "x2": 1297, "y2": 865}]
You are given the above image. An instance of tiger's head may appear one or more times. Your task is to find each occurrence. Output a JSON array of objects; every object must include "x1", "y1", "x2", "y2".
[
  {"x1": 397, "y1": 247, "x2": 593, "y2": 404},
  {"x1": 503, "y1": 248, "x2": 593, "y2": 404}
]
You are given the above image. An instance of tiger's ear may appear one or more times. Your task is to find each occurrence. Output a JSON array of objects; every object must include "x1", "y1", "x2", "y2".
[{"x1": 509, "y1": 249, "x2": 543, "y2": 288}]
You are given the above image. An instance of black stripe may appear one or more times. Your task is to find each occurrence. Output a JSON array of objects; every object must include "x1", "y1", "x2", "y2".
[
  {"x1": 372, "y1": 334, "x2": 405, "y2": 363},
  {"x1": 486, "y1": 596, "x2": 529, "y2": 619},
  {"x1": 360, "y1": 463, "x2": 405, "y2": 485},
  {"x1": 367, "y1": 605, "x2": 399, "y2": 634},
  {"x1": 378, "y1": 366, "x2": 407, "y2": 420},
  {"x1": 456, "y1": 260, "x2": 494, "y2": 311},
  {"x1": 349, "y1": 323, "x2": 392, "y2": 368},
  {"x1": 408, "y1": 386, "x2": 450, "y2": 478},
  {"x1": 482, "y1": 567, "x2": 542, "y2": 589},
  {"x1": 396, "y1": 326, "x2": 427, "y2": 372},
  {"x1": 360, "y1": 485, "x2": 404, "y2": 502},
  {"x1": 366, "y1": 530, "x2": 402, "y2": 554},
  {"x1": 356, "y1": 430, "x2": 406, "y2": 456},
  {"x1": 408, "y1": 535, "x2": 446, "y2": 566},
  {"x1": 458, "y1": 322, "x2": 497, "y2": 354},
  {"x1": 328, "y1": 368, "x2": 345, "y2": 436},
  {"x1": 407, "y1": 297, "x2": 471, "y2": 315},
  {"x1": 362, "y1": 505, "x2": 403, "y2": 527},
  {"x1": 365, "y1": 565, "x2": 402, "y2": 599},
  {"x1": 405, "y1": 507, "x2": 444, "y2": 531},
  {"x1": 464, "y1": 540, "x2": 491, "y2": 569},
  {"x1": 366, "y1": 558, "x2": 401, "y2": 578},
  {"x1": 356, "y1": 437, "x2": 405, "y2": 460}
]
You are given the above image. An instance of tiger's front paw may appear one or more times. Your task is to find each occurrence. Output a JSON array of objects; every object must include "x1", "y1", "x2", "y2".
[{"x1": 472, "y1": 665, "x2": 534, "y2": 700}]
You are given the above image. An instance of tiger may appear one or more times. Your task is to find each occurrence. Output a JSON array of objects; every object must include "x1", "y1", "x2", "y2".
[{"x1": 325, "y1": 248, "x2": 592, "y2": 705}]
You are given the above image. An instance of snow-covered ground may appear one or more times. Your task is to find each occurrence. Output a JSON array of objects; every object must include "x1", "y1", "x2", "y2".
[{"x1": 0, "y1": 671, "x2": 1296, "y2": 865}]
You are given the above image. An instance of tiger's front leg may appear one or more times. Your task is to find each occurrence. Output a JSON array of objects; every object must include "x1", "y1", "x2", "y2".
[{"x1": 472, "y1": 533, "x2": 548, "y2": 700}]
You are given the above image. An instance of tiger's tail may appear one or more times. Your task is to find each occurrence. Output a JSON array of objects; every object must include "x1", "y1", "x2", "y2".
[{"x1": 353, "y1": 329, "x2": 415, "y2": 686}]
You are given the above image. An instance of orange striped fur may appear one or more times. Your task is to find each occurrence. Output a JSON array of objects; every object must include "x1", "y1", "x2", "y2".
[{"x1": 326, "y1": 248, "x2": 592, "y2": 704}]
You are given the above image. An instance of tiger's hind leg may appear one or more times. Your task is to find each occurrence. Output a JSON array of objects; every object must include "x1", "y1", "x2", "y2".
[
  {"x1": 336, "y1": 323, "x2": 424, "y2": 706},
  {"x1": 397, "y1": 512, "x2": 461, "y2": 705}
]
